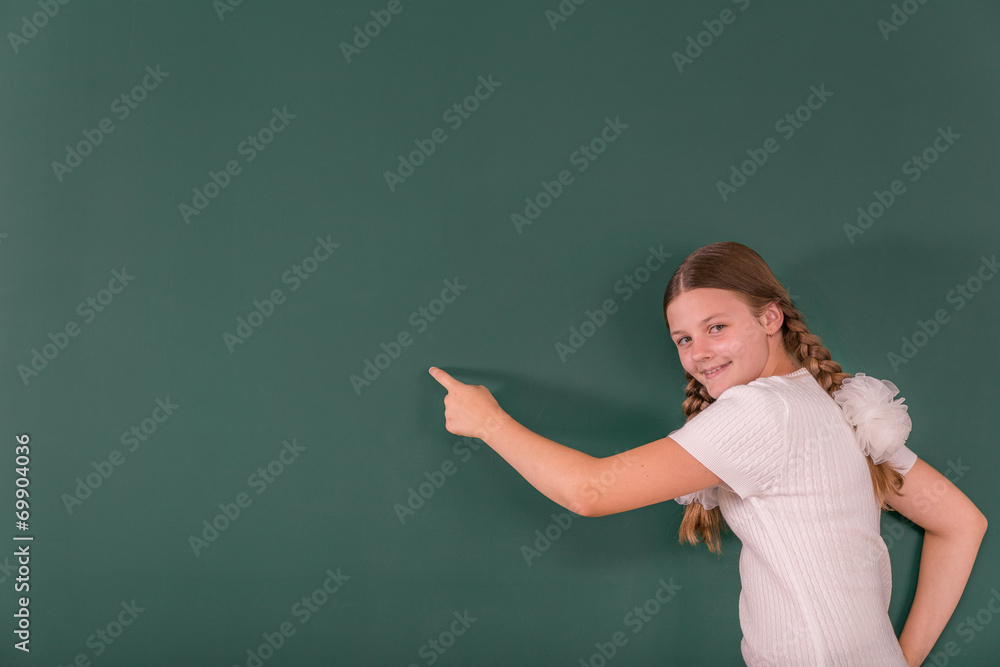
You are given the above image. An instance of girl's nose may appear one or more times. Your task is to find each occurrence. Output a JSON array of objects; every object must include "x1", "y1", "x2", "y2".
[{"x1": 690, "y1": 337, "x2": 711, "y2": 361}]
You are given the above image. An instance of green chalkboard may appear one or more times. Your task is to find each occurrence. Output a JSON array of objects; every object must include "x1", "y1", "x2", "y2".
[{"x1": 1, "y1": 0, "x2": 997, "y2": 665}]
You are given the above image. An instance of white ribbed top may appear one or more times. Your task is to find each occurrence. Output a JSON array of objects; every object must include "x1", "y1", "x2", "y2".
[{"x1": 669, "y1": 368, "x2": 916, "y2": 666}]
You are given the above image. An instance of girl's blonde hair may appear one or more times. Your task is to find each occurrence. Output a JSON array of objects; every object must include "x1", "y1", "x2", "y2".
[{"x1": 662, "y1": 241, "x2": 904, "y2": 554}]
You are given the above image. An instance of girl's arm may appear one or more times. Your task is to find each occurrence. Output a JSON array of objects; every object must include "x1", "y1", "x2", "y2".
[
  {"x1": 428, "y1": 367, "x2": 721, "y2": 516},
  {"x1": 886, "y1": 458, "x2": 988, "y2": 667}
]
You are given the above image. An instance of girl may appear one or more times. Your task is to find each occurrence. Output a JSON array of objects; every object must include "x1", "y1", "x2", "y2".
[{"x1": 428, "y1": 241, "x2": 987, "y2": 666}]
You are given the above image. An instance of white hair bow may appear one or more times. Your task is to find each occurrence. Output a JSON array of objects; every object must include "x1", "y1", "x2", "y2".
[{"x1": 832, "y1": 373, "x2": 912, "y2": 464}]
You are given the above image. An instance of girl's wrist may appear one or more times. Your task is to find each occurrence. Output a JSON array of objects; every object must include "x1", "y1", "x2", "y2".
[
  {"x1": 477, "y1": 406, "x2": 514, "y2": 444},
  {"x1": 898, "y1": 635, "x2": 925, "y2": 667}
]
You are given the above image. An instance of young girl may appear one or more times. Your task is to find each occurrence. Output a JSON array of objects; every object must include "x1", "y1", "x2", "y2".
[{"x1": 428, "y1": 241, "x2": 987, "y2": 666}]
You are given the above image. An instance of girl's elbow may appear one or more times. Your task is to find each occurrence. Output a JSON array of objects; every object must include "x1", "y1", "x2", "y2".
[
  {"x1": 566, "y1": 494, "x2": 598, "y2": 518},
  {"x1": 954, "y1": 505, "x2": 988, "y2": 542},
  {"x1": 961, "y1": 494, "x2": 989, "y2": 537},
  {"x1": 569, "y1": 497, "x2": 619, "y2": 518},
  {"x1": 971, "y1": 508, "x2": 988, "y2": 537},
  {"x1": 563, "y1": 478, "x2": 598, "y2": 517}
]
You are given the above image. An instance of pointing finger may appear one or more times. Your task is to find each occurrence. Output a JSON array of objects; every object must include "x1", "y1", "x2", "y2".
[{"x1": 428, "y1": 366, "x2": 461, "y2": 391}]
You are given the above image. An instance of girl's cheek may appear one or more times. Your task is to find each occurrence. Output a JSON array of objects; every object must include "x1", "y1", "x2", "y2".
[
  {"x1": 680, "y1": 353, "x2": 693, "y2": 374},
  {"x1": 723, "y1": 338, "x2": 744, "y2": 358}
]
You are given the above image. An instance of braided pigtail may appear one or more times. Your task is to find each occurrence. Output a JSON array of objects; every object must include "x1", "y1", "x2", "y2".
[
  {"x1": 677, "y1": 375, "x2": 727, "y2": 553},
  {"x1": 781, "y1": 307, "x2": 904, "y2": 509}
]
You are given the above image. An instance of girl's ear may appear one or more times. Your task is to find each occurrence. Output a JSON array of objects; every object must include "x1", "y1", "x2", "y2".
[{"x1": 759, "y1": 301, "x2": 784, "y2": 335}]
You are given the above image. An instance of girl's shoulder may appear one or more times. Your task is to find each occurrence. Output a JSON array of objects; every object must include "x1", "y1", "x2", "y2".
[{"x1": 718, "y1": 368, "x2": 810, "y2": 400}]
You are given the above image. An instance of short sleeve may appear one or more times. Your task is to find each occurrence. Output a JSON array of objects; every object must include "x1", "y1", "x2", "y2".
[
  {"x1": 885, "y1": 443, "x2": 918, "y2": 476},
  {"x1": 668, "y1": 384, "x2": 789, "y2": 500}
]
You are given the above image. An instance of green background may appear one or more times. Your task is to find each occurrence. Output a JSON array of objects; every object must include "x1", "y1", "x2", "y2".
[{"x1": 1, "y1": 0, "x2": 997, "y2": 665}]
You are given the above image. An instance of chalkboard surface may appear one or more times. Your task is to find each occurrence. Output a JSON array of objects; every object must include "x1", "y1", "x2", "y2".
[{"x1": 1, "y1": 1, "x2": 997, "y2": 665}]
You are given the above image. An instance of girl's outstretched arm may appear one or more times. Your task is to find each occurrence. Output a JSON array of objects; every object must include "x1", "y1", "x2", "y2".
[
  {"x1": 428, "y1": 367, "x2": 721, "y2": 516},
  {"x1": 886, "y1": 458, "x2": 988, "y2": 666}
]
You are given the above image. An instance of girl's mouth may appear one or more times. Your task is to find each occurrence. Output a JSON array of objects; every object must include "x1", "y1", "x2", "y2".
[{"x1": 703, "y1": 362, "x2": 731, "y2": 379}]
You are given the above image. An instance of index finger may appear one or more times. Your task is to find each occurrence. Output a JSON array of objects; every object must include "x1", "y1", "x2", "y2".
[{"x1": 428, "y1": 366, "x2": 461, "y2": 391}]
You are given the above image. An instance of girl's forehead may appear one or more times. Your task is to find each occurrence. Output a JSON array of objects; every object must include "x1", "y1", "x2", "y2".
[
  {"x1": 668, "y1": 288, "x2": 745, "y2": 313},
  {"x1": 666, "y1": 291, "x2": 752, "y2": 335}
]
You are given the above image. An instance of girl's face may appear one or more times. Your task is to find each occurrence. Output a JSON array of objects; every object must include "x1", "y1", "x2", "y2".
[{"x1": 666, "y1": 288, "x2": 786, "y2": 399}]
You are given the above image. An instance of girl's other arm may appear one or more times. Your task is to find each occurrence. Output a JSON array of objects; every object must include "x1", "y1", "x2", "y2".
[{"x1": 887, "y1": 458, "x2": 988, "y2": 667}]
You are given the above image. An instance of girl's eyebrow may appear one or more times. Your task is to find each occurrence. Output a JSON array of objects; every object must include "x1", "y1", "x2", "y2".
[{"x1": 670, "y1": 312, "x2": 728, "y2": 336}]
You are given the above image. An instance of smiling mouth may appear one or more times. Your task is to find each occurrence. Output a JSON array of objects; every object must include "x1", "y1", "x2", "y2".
[{"x1": 702, "y1": 362, "x2": 731, "y2": 379}]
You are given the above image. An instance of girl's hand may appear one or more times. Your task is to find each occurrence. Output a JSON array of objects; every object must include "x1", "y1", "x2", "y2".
[{"x1": 428, "y1": 366, "x2": 506, "y2": 440}]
